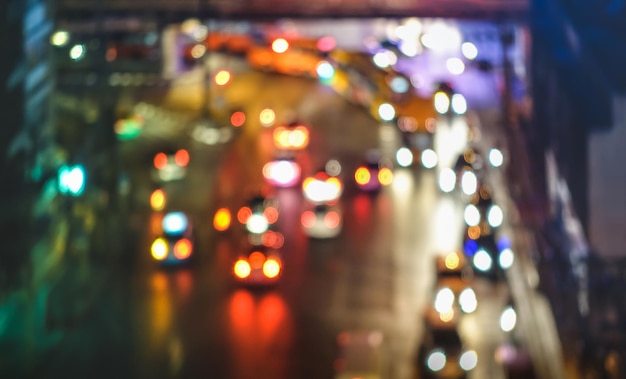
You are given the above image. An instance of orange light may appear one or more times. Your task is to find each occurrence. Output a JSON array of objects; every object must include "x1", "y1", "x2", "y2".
[
  {"x1": 378, "y1": 167, "x2": 394, "y2": 186},
  {"x1": 354, "y1": 167, "x2": 371, "y2": 185},
  {"x1": 263, "y1": 259, "x2": 281, "y2": 278},
  {"x1": 151, "y1": 238, "x2": 168, "y2": 260},
  {"x1": 154, "y1": 152, "x2": 168, "y2": 170},
  {"x1": 150, "y1": 189, "x2": 166, "y2": 211},
  {"x1": 440, "y1": 309, "x2": 455, "y2": 322},
  {"x1": 262, "y1": 230, "x2": 277, "y2": 247},
  {"x1": 302, "y1": 177, "x2": 314, "y2": 192},
  {"x1": 301, "y1": 211, "x2": 316, "y2": 228},
  {"x1": 214, "y1": 70, "x2": 231, "y2": 86},
  {"x1": 173, "y1": 238, "x2": 193, "y2": 260},
  {"x1": 233, "y1": 259, "x2": 251, "y2": 279},
  {"x1": 324, "y1": 211, "x2": 341, "y2": 228},
  {"x1": 230, "y1": 111, "x2": 246, "y2": 127},
  {"x1": 249, "y1": 251, "x2": 266, "y2": 269},
  {"x1": 213, "y1": 207, "x2": 232, "y2": 231},
  {"x1": 237, "y1": 207, "x2": 252, "y2": 224},
  {"x1": 263, "y1": 206, "x2": 279, "y2": 224},
  {"x1": 175, "y1": 149, "x2": 190, "y2": 167},
  {"x1": 467, "y1": 225, "x2": 481, "y2": 240}
]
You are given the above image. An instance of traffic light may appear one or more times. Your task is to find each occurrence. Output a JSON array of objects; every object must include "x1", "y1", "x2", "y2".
[{"x1": 58, "y1": 164, "x2": 86, "y2": 196}]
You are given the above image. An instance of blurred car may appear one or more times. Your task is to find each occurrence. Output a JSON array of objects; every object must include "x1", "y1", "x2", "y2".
[
  {"x1": 150, "y1": 211, "x2": 194, "y2": 265},
  {"x1": 463, "y1": 184, "x2": 504, "y2": 230},
  {"x1": 435, "y1": 250, "x2": 473, "y2": 280},
  {"x1": 273, "y1": 121, "x2": 310, "y2": 151},
  {"x1": 301, "y1": 202, "x2": 343, "y2": 239},
  {"x1": 262, "y1": 156, "x2": 302, "y2": 187},
  {"x1": 354, "y1": 150, "x2": 394, "y2": 192},
  {"x1": 232, "y1": 245, "x2": 282, "y2": 286},
  {"x1": 302, "y1": 169, "x2": 343, "y2": 203},
  {"x1": 417, "y1": 317, "x2": 478, "y2": 379},
  {"x1": 236, "y1": 194, "x2": 280, "y2": 235},
  {"x1": 334, "y1": 330, "x2": 384, "y2": 379},
  {"x1": 462, "y1": 231, "x2": 510, "y2": 282},
  {"x1": 246, "y1": 44, "x2": 322, "y2": 77},
  {"x1": 151, "y1": 147, "x2": 190, "y2": 182},
  {"x1": 395, "y1": 130, "x2": 438, "y2": 169}
]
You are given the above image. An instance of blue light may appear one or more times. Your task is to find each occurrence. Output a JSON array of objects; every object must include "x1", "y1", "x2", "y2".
[
  {"x1": 58, "y1": 164, "x2": 86, "y2": 196},
  {"x1": 162, "y1": 212, "x2": 188, "y2": 235},
  {"x1": 497, "y1": 236, "x2": 511, "y2": 252},
  {"x1": 464, "y1": 239, "x2": 479, "y2": 256}
]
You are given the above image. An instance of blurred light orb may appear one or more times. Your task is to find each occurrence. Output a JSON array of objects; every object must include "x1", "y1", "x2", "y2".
[
  {"x1": 316, "y1": 61, "x2": 335, "y2": 80},
  {"x1": 317, "y1": 36, "x2": 336, "y2": 52},
  {"x1": 499, "y1": 248, "x2": 515, "y2": 269},
  {"x1": 214, "y1": 70, "x2": 231, "y2": 86},
  {"x1": 373, "y1": 50, "x2": 397, "y2": 68},
  {"x1": 190, "y1": 44, "x2": 206, "y2": 59},
  {"x1": 51, "y1": 30, "x2": 70, "y2": 46},
  {"x1": 459, "y1": 288, "x2": 478, "y2": 313},
  {"x1": 434, "y1": 91, "x2": 450, "y2": 114},
  {"x1": 434, "y1": 287, "x2": 455, "y2": 313},
  {"x1": 259, "y1": 108, "x2": 276, "y2": 127},
  {"x1": 464, "y1": 204, "x2": 481, "y2": 226},
  {"x1": 421, "y1": 149, "x2": 438, "y2": 169},
  {"x1": 451, "y1": 93, "x2": 467, "y2": 115},
  {"x1": 500, "y1": 306, "x2": 517, "y2": 332},
  {"x1": 69, "y1": 44, "x2": 86, "y2": 60},
  {"x1": 396, "y1": 147, "x2": 414, "y2": 167},
  {"x1": 271, "y1": 38, "x2": 289, "y2": 53},
  {"x1": 438, "y1": 168, "x2": 456, "y2": 193},
  {"x1": 489, "y1": 148, "x2": 504, "y2": 167},
  {"x1": 462, "y1": 42, "x2": 478, "y2": 60},
  {"x1": 473, "y1": 249, "x2": 493, "y2": 272},
  {"x1": 378, "y1": 103, "x2": 396, "y2": 121},
  {"x1": 461, "y1": 170, "x2": 477, "y2": 195},
  {"x1": 325, "y1": 159, "x2": 342, "y2": 176},
  {"x1": 447, "y1": 57, "x2": 465, "y2": 75},
  {"x1": 427, "y1": 350, "x2": 447, "y2": 372},
  {"x1": 487, "y1": 205, "x2": 504, "y2": 227},
  {"x1": 390, "y1": 76, "x2": 410, "y2": 93},
  {"x1": 459, "y1": 350, "x2": 478, "y2": 371}
]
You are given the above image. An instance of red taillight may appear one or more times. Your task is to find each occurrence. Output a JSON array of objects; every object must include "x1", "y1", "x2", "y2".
[
  {"x1": 324, "y1": 211, "x2": 341, "y2": 228},
  {"x1": 301, "y1": 211, "x2": 316, "y2": 228},
  {"x1": 175, "y1": 149, "x2": 190, "y2": 167},
  {"x1": 263, "y1": 259, "x2": 281, "y2": 278},
  {"x1": 154, "y1": 152, "x2": 168, "y2": 170},
  {"x1": 249, "y1": 251, "x2": 265, "y2": 269},
  {"x1": 263, "y1": 206, "x2": 279, "y2": 224},
  {"x1": 173, "y1": 238, "x2": 192, "y2": 260},
  {"x1": 237, "y1": 207, "x2": 252, "y2": 224}
]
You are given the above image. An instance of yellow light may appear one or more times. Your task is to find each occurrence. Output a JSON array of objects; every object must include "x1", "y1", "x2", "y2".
[
  {"x1": 214, "y1": 70, "x2": 231, "y2": 86},
  {"x1": 150, "y1": 189, "x2": 166, "y2": 211},
  {"x1": 355, "y1": 167, "x2": 371, "y2": 185},
  {"x1": 213, "y1": 207, "x2": 232, "y2": 231},
  {"x1": 151, "y1": 238, "x2": 168, "y2": 260},
  {"x1": 378, "y1": 167, "x2": 394, "y2": 186},
  {"x1": 439, "y1": 309, "x2": 455, "y2": 322},
  {"x1": 259, "y1": 108, "x2": 276, "y2": 127},
  {"x1": 191, "y1": 44, "x2": 206, "y2": 59},
  {"x1": 444, "y1": 252, "x2": 460, "y2": 270},
  {"x1": 234, "y1": 259, "x2": 251, "y2": 279},
  {"x1": 263, "y1": 259, "x2": 281, "y2": 278}
]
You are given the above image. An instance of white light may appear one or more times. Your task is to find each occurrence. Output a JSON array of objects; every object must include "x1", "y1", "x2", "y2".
[
  {"x1": 272, "y1": 38, "x2": 289, "y2": 53},
  {"x1": 446, "y1": 57, "x2": 465, "y2": 75},
  {"x1": 263, "y1": 160, "x2": 301, "y2": 187},
  {"x1": 373, "y1": 50, "x2": 397, "y2": 68},
  {"x1": 461, "y1": 170, "x2": 477, "y2": 195},
  {"x1": 303, "y1": 178, "x2": 342, "y2": 203},
  {"x1": 464, "y1": 204, "x2": 481, "y2": 226},
  {"x1": 325, "y1": 159, "x2": 342, "y2": 176},
  {"x1": 51, "y1": 31, "x2": 70, "y2": 46},
  {"x1": 451, "y1": 93, "x2": 467, "y2": 115},
  {"x1": 396, "y1": 147, "x2": 414, "y2": 167},
  {"x1": 459, "y1": 288, "x2": 478, "y2": 313},
  {"x1": 378, "y1": 103, "x2": 396, "y2": 121},
  {"x1": 499, "y1": 248, "x2": 515, "y2": 269},
  {"x1": 459, "y1": 350, "x2": 478, "y2": 371},
  {"x1": 316, "y1": 61, "x2": 335, "y2": 80},
  {"x1": 487, "y1": 205, "x2": 504, "y2": 227},
  {"x1": 500, "y1": 306, "x2": 517, "y2": 332},
  {"x1": 69, "y1": 44, "x2": 86, "y2": 60},
  {"x1": 399, "y1": 41, "x2": 420, "y2": 57},
  {"x1": 489, "y1": 148, "x2": 504, "y2": 167},
  {"x1": 473, "y1": 249, "x2": 493, "y2": 272},
  {"x1": 162, "y1": 212, "x2": 188, "y2": 234},
  {"x1": 434, "y1": 92, "x2": 450, "y2": 114},
  {"x1": 421, "y1": 149, "x2": 438, "y2": 169},
  {"x1": 427, "y1": 350, "x2": 447, "y2": 372},
  {"x1": 438, "y1": 168, "x2": 456, "y2": 193},
  {"x1": 246, "y1": 214, "x2": 270, "y2": 234},
  {"x1": 434, "y1": 287, "x2": 455, "y2": 313},
  {"x1": 420, "y1": 22, "x2": 461, "y2": 51},
  {"x1": 64, "y1": 167, "x2": 86, "y2": 195},
  {"x1": 461, "y1": 42, "x2": 478, "y2": 60}
]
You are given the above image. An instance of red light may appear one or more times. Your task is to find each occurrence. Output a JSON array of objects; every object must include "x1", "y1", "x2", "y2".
[
  {"x1": 263, "y1": 207, "x2": 279, "y2": 224},
  {"x1": 262, "y1": 230, "x2": 277, "y2": 247},
  {"x1": 173, "y1": 238, "x2": 193, "y2": 260},
  {"x1": 237, "y1": 207, "x2": 252, "y2": 224},
  {"x1": 301, "y1": 211, "x2": 316, "y2": 228},
  {"x1": 175, "y1": 149, "x2": 190, "y2": 167},
  {"x1": 324, "y1": 211, "x2": 341, "y2": 228},
  {"x1": 230, "y1": 111, "x2": 246, "y2": 127},
  {"x1": 317, "y1": 36, "x2": 336, "y2": 52},
  {"x1": 249, "y1": 251, "x2": 266, "y2": 269},
  {"x1": 154, "y1": 152, "x2": 168, "y2": 170}
]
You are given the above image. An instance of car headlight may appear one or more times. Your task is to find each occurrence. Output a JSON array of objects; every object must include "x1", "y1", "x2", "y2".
[
  {"x1": 459, "y1": 350, "x2": 478, "y2": 371},
  {"x1": 427, "y1": 349, "x2": 447, "y2": 372}
]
